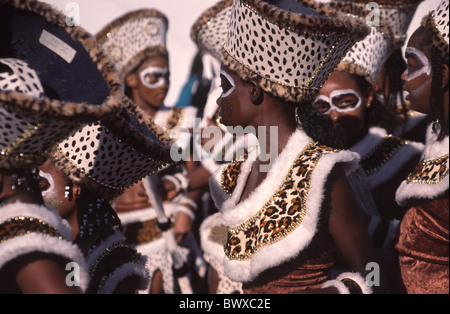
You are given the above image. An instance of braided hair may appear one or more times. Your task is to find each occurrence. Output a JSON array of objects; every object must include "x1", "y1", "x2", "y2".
[
  {"x1": 379, "y1": 48, "x2": 409, "y2": 119},
  {"x1": 430, "y1": 45, "x2": 449, "y2": 141},
  {"x1": 72, "y1": 184, "x2": 122, "y2": 255}
]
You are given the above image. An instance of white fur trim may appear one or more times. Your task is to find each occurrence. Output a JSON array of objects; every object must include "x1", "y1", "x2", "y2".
[
  {"x1": 336, "y1": 272, "x2": 373, "y2": 294},
  {"x1": 209, "y1": 163, "x2": 233, "y2": 210},
  {"x1": 0, "y1": 202, "x2": 73, "y2": 241},
  {"x1": 423, "y1": 124, "x2": 449, "y2": 160},
  {"x1": 99, "y1": 260, "x2": 150, "y2": 294},
  {"x1": 87, "y1": 230, "x2": 149, "y2": 294},
  {"x1": 396, "y1": 125, "x2": 449, "y2": 206},
  {"x1": 0, "y1": 233, "x2": 89, "y2": 292},
  {"x1": 216, "y1": 129, "x2": 359, "y2": 282},
  {"x1": 118, "y1": 203, "x2": 177, "y2": 225},
  {"x1": 321, "y1": 279, "x2": 350, "y2": 294}
]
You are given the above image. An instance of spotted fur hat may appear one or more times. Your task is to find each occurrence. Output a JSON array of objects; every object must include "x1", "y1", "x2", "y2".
[
  {"x1": 354, "y1": 0, "x2": 424, "y2": 50},
  {"x1": 326, "y1": 1, "x2": 394, "y2": 86},
  {"x1": 422, "y1": 0, "x2": 449, "y2": 61},
  {"x1": 96, "y1": 9, "x2": 169, "y2": 81},
  {"x1": 0, "y1": 0, "x2": 123, "y2": 170},
  {"x1": 51, "y1": 96, "x2": 175, "y2": 200},
  {"x1": 191, "y1": 0, "x2": 233, "y2": 61},
  {"x1": 221, "y1": 0, "x2": 370, "y2": 104}
]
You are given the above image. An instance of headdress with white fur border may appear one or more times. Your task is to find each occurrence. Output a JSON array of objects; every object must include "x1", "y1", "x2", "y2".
[
  {"x1": 221, "y1": 0, "x2": 370, "y2": 104},
  {"x1": 96, "y1": 9, "x2": 169, "y2": 81}
]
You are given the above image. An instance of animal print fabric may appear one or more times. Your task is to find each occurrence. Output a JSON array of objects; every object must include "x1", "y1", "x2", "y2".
[
  {"x1": 221, "y1": 142, "x2": 336, "y2": 261},
  {"x1": 407, "y1": 154, "x2": 449, "y2": 185}
]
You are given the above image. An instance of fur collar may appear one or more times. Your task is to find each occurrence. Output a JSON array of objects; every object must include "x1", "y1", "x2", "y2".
[
  {"x1": 396, "y1": 124, "x2": 449, "y2": 206},
  {"x1": 210, "y1": 129, "x2": 359, "y2": 282}
]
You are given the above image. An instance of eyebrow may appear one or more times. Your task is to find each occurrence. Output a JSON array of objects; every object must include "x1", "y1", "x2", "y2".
[{"x1": 405, "y1": 47, "x2": 429, "y2": 63}]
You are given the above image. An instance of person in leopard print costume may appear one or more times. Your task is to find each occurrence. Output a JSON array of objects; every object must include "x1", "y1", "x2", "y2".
[
  {"x1": 394, "y1": 0, "x2": 449, "y2": 294},
  {"x1": 208, "y1": 0, "x2": 388, "y2": 294}
]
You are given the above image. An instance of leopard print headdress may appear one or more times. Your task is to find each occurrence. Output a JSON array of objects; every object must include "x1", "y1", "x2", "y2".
[
  {"x1": 191, "y1": 0, "x2": 234, "y2": 61},
  {"x1": 96, "y1": 9, "x2": 169, "y2": 81},
  {"x1": 221, "y1": 0, "x2": 370, "y2": 104},
  {"x1": 352, "y1": 0, "x2": 424, "y2": 50},
  {"x1": 326, "y1": 0, "x2": 394, "y2": 86},
  {"x1": 0, "y1": 0, "x2": 123, "y2": 170},
  {"x1": 52, "y1": 96, "x2": 175, "y2": 200},
  {"x1": 422, "y1": 0, "x2": 449, "y2": 61}
]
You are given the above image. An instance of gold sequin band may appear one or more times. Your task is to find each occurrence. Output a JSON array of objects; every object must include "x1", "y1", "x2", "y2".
[
  {"x1": 0, "y1": 216, "x2": 62, "y2": 244},
  {"x1": 360, "y1": 135, "x2": 409, "y2": 176},
  {"x1": 407, "y1": 154, "x2": 449, "y2": 185}
]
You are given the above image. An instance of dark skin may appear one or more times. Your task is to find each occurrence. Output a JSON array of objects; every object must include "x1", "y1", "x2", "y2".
[
  {"x1": 38, "y1": 159, "x2": 141, "y2": 294},
  {"x1": 121, "y1": 54, "x2": 202, "y2": 293},
  {"x1": 0, "y1": 172, "x2": 81, "y2": 294},
  {"x1": 216, "y1": 65, "x2": 387, "y2": 294},
  {"x1": 402, "y1": 26, "x2": 449, "y2": 120}
]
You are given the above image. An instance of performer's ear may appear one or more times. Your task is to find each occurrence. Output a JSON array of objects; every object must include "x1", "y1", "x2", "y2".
[
  {"x1": 126, "y1": 73, "x2": 139, "y2": 89},
  {"x1": 249, "y1": 80, "x2": 263, "y2": 106}
]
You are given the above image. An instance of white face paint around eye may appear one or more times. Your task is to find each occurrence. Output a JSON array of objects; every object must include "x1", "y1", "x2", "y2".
[
  {"x1": 39, "y1": 170, "x2": 54, "y2": 197},
  {"x1": 220, "y1": 70, "x2": 236, "y2": 98},
  {"x1": 404, "y1": 47, "x2": 432, "y2": 81},
  {"x1": 139, "y1": 66, "x2": 169, "y2": 89},
  {"x1": 313, "y1": 89, "x2": 362, "y2": 115}
]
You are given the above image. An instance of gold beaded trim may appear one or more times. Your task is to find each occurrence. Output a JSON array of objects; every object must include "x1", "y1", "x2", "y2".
[
  {"x1": 0, "y1": 216, "x2": 62, "y2": 245},
  {"x1": 360, "y1": 135, "x2": 409, "y2": 176},
  {"x1": 224, "y1": 142, "x2": 336, "y2": 261},
  {"x1": 407, "y1": 154, "x2": 449, "y2": 185}
]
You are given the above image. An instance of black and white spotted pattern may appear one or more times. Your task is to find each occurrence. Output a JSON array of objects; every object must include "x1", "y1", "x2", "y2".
[
  {"x1": 0, "y1": 58, "x2": 43, "y2": 98},
  {"x1": 223, "y1": 0, "x2": 353, "y2": 89},
  {"x1": 57, "y1": 122, "x2": 162, "y2": 192},
  {"x1": 0, "y1": 58, "x2": 73, "y2": 167},
  {"x1": 434, "y1": 0, "x2": 449, "y2": 46},
  {"x1": 101, "y1": 17, "x2": 167, "y2": 72},
  {"x1": 197, "y1": 6, "x2": 233, "y2": 60},
  {"x1": 342, "y1": 27, "x2": 389, "y2": 84},
  {"x1": 380, "y1": 4, "x2": 418, "y2": 48}
]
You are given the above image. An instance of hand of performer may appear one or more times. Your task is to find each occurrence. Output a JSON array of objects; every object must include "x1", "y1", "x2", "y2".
[
  {"x1": 158, "y1": 179, "x2": 178, "y2": 201},
  {"x1": 173, "y1": 211, "x2": 193, "y2": 244}
]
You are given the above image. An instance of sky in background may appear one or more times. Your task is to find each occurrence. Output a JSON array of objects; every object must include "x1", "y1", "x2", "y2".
[{"x1": 41, "y1": 0, "x2": 441, "y2": 107}]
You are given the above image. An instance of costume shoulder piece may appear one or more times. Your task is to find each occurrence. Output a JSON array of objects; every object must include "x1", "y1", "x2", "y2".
[
  {"x1": 0, "y1": 202, "x2": 90, "y2": 292},
  {"x1": 86, "y1": 230, "x2": 149, "y2": 294},
  {"x1": 210, "y1": 129, "x2": 359, "y2": 282},
  {"x1": 396, "y1": 125, "x2": 449, "y2": 206},
  {"x1": 352, "y1": 127, "x2": 424, "y2": 189}
]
